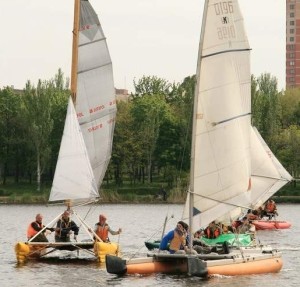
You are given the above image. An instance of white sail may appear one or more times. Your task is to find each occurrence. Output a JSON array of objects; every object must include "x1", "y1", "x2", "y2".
[
  {"x1": 183, "y1": 0, "x2": 252, "y2": 231},
  {"x1": 250, "y1": 126, "x2": 292, "y2": 209},
  {"x1": 76, "y1": 0, "x2": 116, "y2": 188},
  {"x1": 49, "y1": 0, "x2": 116, "y2": 204},
  {"x1": 49, "y1": 97, "x2": 98, "y2": 203}
]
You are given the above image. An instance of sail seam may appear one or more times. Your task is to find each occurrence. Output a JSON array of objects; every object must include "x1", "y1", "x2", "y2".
[{"x1": 79, "y1": 37, "x2": 105, "y2": 47}]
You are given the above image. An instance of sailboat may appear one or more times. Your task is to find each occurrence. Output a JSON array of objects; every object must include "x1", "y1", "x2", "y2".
[
  {"x1": 105, "y1": 0, "x2": 283, "y2": 277},
  {"x1": 15, "y1": 0, "x2": 118, "y2": 264},
  {"x1": 145, "y1": 125, "x2": 293, "y2": 250}
]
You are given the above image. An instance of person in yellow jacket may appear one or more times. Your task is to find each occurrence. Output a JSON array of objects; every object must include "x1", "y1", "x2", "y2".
[
  {"x1": 27, "y1": 213, "x2": 55, "y2": 242},
  {"x1": 159, "y1": 221, "x2": 188, "y2": 254}
]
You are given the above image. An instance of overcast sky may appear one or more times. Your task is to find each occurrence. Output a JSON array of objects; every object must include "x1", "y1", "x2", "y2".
[{"x1": 0, "y1": 0, "x2": 285, "y2": 93}]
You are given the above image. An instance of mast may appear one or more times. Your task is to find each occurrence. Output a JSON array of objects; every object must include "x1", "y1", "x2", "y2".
[
  {"x1": 188, "y1": 0, "x2": 209, "y2": 251},
  {"x1": 70, "y1": 0, "x2": 80, "y2": 104},
  {"x1": 69, "y1": 0, "x2": 80, "y2": 209}
]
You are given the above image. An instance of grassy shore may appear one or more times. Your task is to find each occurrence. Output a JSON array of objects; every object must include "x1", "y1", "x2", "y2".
[
  {"x1": 0, "y1": 181, "x2": 185, "y2": 204},
  {"x1": 1, "y1": 181, "x2": 300, "y2": 204}
]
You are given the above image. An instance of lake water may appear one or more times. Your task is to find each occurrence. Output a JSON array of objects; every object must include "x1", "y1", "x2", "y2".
[{"x1": 0, "y1": 203, "x2": 299, "y2": 287}]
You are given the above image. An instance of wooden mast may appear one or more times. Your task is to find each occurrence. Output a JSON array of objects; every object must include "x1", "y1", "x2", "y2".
[
  {"x1": 67, "y1": 0, "x2": 80, "y2": 209},
  {"x1": 70, "y1": 0, "x2": 80, "y2": 104}
]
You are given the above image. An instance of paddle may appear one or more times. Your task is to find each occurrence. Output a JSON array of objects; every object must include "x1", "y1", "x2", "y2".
[{"x1": 116, "y1": 231, "x2": 121, "y2": 256}]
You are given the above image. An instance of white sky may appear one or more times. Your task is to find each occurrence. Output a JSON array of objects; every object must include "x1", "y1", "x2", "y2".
[{"x1": 0, "y1": 0, "x2": 285, "y2": 93}]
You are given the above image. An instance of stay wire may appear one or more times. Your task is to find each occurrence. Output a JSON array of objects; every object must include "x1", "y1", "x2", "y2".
[{"x1": 128, "y1": 214, "x2": 175, "y2": 260}]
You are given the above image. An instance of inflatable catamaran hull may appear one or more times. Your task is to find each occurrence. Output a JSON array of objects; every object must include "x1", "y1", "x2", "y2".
[
  {"x1": 253, "y1": 220, "x2": 291, "y2": 230},
  {"x1": 105, "y1": 250, "x2": 283, "y2": 277},
  {"x1": 15, "y1": 241, "x2": 119, "y2": 264}
]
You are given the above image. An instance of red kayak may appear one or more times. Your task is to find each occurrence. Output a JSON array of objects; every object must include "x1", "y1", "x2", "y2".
[{"x1": 253, "y1": 220, "x2": 291, "y2": 230}]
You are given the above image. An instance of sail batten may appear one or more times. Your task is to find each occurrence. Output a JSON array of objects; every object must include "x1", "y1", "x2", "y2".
[{"x1": 202, "y1": 48, "x2": 251, "y2": 59}]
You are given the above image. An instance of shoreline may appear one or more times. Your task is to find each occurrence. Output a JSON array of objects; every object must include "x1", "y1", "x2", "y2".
[{"x1": 1, "y1": 196, "x2": 300, "y2": 205}]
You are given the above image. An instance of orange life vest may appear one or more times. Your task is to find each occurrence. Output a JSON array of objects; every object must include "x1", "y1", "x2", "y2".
[
  {"x1": 265, "y1": 202, "x2": 276, "y2": 213},
  {"x1": 95, "y1": 224, "x2": 109, "y2": 242},
  {"x1": 205, "y1": 227, "x2": 220, "y2": 239},
  {"x1": 27, "y1": 221, "x2": 43, "y2": 239},
  {"x1": 169, "y1": 230, "x2": 186, "y2": 252}
]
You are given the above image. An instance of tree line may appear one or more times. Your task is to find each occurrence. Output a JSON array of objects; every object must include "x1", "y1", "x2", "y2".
[{"x1": 1, "y1": 70, "x2": 300, "y2": 194}]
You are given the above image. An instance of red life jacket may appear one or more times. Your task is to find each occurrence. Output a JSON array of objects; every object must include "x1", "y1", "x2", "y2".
[{"x1": 205, "y1": 227, "x2": 220, "y2": 239}]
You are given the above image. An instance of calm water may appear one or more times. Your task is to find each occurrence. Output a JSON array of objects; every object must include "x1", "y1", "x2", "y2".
[{"x1": 0, "y1": 203, "x2": 299, "y2": 287}]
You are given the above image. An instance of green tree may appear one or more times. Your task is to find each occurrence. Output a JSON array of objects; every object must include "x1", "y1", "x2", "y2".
[
  {"x1": 131, "y1": 94, "x2": 168, "y2": 183},
  {"x1": 132, "y1": 75, "x2": 173, "y2": 98},
  {"x1": 109, "y1": 100, "x2": 141, "y2": 185},
  {"x1": 280, "y1": 87, "x2": 300, "y2": 128},
  {"x1": 47, "y1": 69, "x2": 69, "y2": 180},
  {"x1": 0, "y1": 87, "x2": 23, "y2": 184},
  {"x1": 252, "y1": 73, "x2": 281, "y2": 144},
  {"x1": 22, "y1": 80, "x2": 54, "y2": 191}
]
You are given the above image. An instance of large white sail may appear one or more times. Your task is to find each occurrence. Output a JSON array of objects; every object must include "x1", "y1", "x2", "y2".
[
  {"x1": 250, "y1": 126, "x2": 292, "y2": 209},
  {"x1": 76, "y1": 0, "x2": 117, "y2": 189},
  {"x1": 49, "y1": 97, "x2": 98, "y2": 203},
  {"x1": 183, "y1": 0, "x2": 252, "y2": 231}
]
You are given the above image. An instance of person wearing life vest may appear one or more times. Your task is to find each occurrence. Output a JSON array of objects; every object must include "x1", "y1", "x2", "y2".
[
  {"x1": 204, "y1": 221, "x2": 221, "y2": 239},
  {"x1": 263, "y1": 199, "x2": 278, "y2": 219},
  {"x1": 160, "y1": 221, "x2": 188, "y2": 254},
  {"x1": 55, "y1": 210, "x2": 79, "y2": 242},
  {"x1": 27, "y1": 213, "x2": 55, "y2": 242},
  {"x1": 93, "y1": 214, "x2": 122, "y2": 242}
]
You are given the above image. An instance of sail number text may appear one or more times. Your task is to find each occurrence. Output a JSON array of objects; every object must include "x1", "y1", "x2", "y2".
[
  {"x1": 217, "y1": 26, "x2": 235, "y2": 40},
  {"x1": 214, "y1": 1, "x2": 233, "y2": 15},
  {"x1": 214, "y1": 1, "x2": 235, "y2": 40}
]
